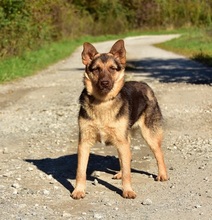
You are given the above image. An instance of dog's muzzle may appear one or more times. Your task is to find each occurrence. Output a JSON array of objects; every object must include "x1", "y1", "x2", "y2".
[{"x1": 98, "y1": 79, "x2": 113, "y2": 92}]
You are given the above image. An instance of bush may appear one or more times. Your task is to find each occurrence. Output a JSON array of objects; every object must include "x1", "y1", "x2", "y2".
[{"x1": 0, "y1": 0, "x2": 211, "y2": 59}]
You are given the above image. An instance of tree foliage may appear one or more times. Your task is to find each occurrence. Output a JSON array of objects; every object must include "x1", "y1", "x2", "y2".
[{"x1": 0, "y1": 0, "x2": 211, "y2": 58}]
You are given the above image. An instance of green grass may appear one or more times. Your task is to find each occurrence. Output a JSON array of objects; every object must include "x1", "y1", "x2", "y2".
[
  {"x1": 156, "y1": 28, "x2": 212, "y2": 66},
  {"x1": 0, "y1": 28, "x2": 211, "y2": 83},
  {"x1": 0, "y1": 34, "x2": 129, "y2": 83},
  {"x1": 0, "y1": 31, "x2": 163, "y2": 83}
]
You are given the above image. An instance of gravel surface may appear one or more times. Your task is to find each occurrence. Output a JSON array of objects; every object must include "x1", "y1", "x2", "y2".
[{"x1": 0, "y1": 35, "x2": 211, "y2": 220}]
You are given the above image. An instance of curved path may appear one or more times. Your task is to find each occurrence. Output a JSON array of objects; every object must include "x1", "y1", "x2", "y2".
[{"x1": 0, "y1": 35, "x2": 211, "y2": 219}]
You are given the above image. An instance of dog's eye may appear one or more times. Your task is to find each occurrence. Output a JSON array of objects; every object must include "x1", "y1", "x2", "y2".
[
  {"x1": 91, "y1": 67, "x2": 99, "y2": 73},
  {"x1": 110, "y1": 66, "x2": 117, "y2": 71}
]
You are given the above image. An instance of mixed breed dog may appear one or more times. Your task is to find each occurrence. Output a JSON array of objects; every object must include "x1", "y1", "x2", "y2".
[{"x1": 71, "y1": 40, "x2": 168, "y2": 199}]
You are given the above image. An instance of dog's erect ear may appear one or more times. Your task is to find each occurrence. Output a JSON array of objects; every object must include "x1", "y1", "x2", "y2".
[
  {"x1": 82, "y1": 42, "x2": 98, "y2": 65},
  {"x1": 109, "y1": 40, "x2": 126, "y2": 65}
]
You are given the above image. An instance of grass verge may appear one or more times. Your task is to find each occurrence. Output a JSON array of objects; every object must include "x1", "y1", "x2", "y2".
[
  {"x1": 0, "y1": 35, "x2": 122, "y2": 83},
  {"x1": 156, "y1": 28, "x2": 212, "y2": 67},
  {"x1": 2, "y1": 33, "x2": 146, "y2": 83}
]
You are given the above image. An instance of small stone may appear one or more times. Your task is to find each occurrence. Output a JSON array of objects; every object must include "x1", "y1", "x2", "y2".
[
  {"x1": 170, "y1": 184, "x2": 175, "y2": 189},
  {"x1": 93, "y1": 179, "x2": 98, "y2": 186},
  {"x1": 195, "y1": 204, "x2": 201, "y2": 209},
  {"x1": 12, "y1": 183, "x2": 20, "y2": 189},
  {"x1": 143, "y1": 156, "x2": 152, "y2": 160},
  {"x1": 27, "y1": 167, "x2": 34, "y2": 171},
  {"x1": 43, "y1": 189, "x2": 50, "y2": 195},
  {"x1": 133, "y1": 146, "x2": 140, "y2": 150},
  {"x1": 62, "y1": 212, "x2": 72, "y2": 217},
  {"x1": 47, "y1": 174, "x2": 53, "y2": 179},
  {"x1": 198, "y1": 165, "x2": 205, "y2": 169},
  {"x1": 142, "y1": 198, "x2": 152, "y2": 205},
  {"x1": 56, "y1": 112, "x2": 64, "y2": 117},
  {"x1": 94, "y1": 213, "x2": 103, "y2": 219},
  {"x1": 92, "y1": 171, "x2": 101, "y2": 177},
  {"x1": 2, "y1": 148, "x2": 9, "y2": 154},
  {"x1": 3, "y1": 172, "x2": 11, "y2": 177},
  {"x1": 13, "y1": 189, "x2": 18, "y2": 195},
  {"x1": 204, "y1": 177, "x2": 209, "y2": 181}
]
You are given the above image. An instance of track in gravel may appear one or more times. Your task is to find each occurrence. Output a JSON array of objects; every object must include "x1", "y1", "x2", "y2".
[{"x1": 0, "y1": 35, "x2": 211, "y2": 220}]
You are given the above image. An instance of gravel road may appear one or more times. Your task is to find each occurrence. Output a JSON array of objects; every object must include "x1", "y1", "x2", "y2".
[{"x1": 0, "y1": 35, "x2": 211, "y2": 220}]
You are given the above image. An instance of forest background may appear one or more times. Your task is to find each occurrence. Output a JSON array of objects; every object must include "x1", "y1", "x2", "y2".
[{"x1": 0, "y1": 0, "x2": 211, "y2": 81}]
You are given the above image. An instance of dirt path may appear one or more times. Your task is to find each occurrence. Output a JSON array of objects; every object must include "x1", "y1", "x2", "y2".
[{"x1": 0, "y1": 35, "x2": 211, "y2": 220}]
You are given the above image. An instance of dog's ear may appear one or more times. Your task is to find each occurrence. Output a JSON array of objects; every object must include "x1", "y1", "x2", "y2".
[
  {"x1": 82, "y1": 42, "x2": 98, "y2": 65},
  {"x1": 109, "y1": 40, "x2": 126, "y2": 65}
]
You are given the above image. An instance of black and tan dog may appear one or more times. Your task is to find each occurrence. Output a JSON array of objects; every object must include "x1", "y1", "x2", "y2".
[{"x1": 71, "y1": 40, "x2": 168, "y2": 199}]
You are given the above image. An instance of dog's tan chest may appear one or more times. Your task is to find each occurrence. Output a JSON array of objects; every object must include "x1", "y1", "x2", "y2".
[
  {"x1": 86, "y1": 99, "x2": 120, "y2": 124},
  {"x1": 82, "y1": 98, "x2": 128, "y2": 144}
]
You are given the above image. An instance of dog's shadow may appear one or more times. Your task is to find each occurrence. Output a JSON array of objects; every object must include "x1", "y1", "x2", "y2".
[{"x1": 25, "y1": 153, "x2": 155, "y2": 196}]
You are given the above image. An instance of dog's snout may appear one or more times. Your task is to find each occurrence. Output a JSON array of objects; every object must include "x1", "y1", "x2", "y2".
[
  {"x1": 98, "y1": 78, "x2": 113, "y2": 92},
  {"x1": 100, "y1": 80, "x2": 109, "y2": 88}
]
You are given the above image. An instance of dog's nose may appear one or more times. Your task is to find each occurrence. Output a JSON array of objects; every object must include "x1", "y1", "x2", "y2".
[{"x1": 100, "y1": 80, "x2": 109, "y2": 88}]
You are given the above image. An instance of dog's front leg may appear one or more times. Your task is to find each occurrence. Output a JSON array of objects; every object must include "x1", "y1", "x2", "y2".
[
  {"x1": 71, "y1": 142, "x2": 91, "y2": 199},
  {"x1": 113, "y1": 157, "x2": 122, "y2": 179},
  {"x1": 117, "y1": 142, "x2": 136, "y2": 199}
]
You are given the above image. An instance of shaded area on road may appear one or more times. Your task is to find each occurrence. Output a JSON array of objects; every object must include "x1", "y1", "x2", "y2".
[
  {"x1": 126, "y1": 58, "x2": 212, "y2": 85},
  {"x1": 25, "y1": 154, "x2": 121, "y2": 195},
  {"x1": 25, "y1": 153, "x2": 155, "y2": 196}
]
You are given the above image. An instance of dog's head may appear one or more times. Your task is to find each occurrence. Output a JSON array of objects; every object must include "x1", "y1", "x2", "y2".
[{"x1": 81, "y1": 40, "x2": 126, "y2": 101}]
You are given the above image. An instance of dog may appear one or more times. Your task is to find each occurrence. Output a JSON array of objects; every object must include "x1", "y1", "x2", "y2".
[{"x1": 71, "y1": 39, "x2": 168, "y2": 199}]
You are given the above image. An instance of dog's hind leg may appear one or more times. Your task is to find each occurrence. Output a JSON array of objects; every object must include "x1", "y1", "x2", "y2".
[{"x1": 139, "y1": 115, "x2": 168, "y2": 181}]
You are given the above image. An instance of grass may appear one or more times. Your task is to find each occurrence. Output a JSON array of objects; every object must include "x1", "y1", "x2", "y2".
[
  {"x1": 0, "y1": 35, "x2": 120, "y2": 83},
  {"x1": 156, "y1": 28, "x2": 212, "y2": 66},
  {"x1": 0, "y1": 28, "x2": 211, "y2": 83}
]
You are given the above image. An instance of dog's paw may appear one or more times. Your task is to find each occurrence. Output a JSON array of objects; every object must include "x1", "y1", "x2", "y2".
[
  {"x1": 113, "y1": 171, "x2": 122, "y2": 179},
  {"x1": 71, "y1": 190, "x2": 86, "y2": 200},
  {"x1": 156, "y1": 173, "x2": 168, "y2": 182},
  {"x1": 122, "y1": 190, "x2": 137, "y2": 199}
]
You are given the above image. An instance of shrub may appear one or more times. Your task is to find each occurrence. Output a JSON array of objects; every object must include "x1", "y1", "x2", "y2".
[{"x1": 0, "y1": 0, "x2": 211, "y2": 59}]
